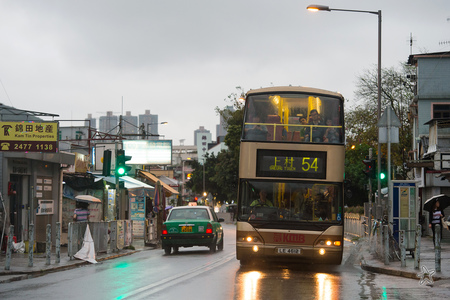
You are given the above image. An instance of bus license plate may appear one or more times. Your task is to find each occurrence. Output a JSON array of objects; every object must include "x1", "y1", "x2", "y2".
[
  {"x1": 278, "y1": 248, "x2": 301, "y2": 254},
  {"x1": 181, "y1": 226, "x2": 193, "y2": 232}
]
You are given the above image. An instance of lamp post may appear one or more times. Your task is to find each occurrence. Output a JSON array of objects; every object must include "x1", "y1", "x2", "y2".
[
  {"x1": 182, "y1": 157, "x2": 191, "y2": 203},
  {"x1": 145, "y1": 122, "x2": 168, "y2": 140},
  {"x1": 307, "y1": 4, "x2": 382, "y2": 217}
]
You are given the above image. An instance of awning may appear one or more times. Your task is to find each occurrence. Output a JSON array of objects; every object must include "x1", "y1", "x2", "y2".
[
  {"x1": 138, "y1": 171, "x2": 179, "y2": 196},
  {"x1": 100, "y1": 175, "x2": 154, "y2": 190}
]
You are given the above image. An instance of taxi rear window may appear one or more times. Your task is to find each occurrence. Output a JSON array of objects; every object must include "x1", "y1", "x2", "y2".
[{"x1": 168, "y1": 208, "x2": 209, "y2": 220}]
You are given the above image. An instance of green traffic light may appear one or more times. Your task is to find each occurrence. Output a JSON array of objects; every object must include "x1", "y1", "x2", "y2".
[
  {"x1": 380, "y1": 173, "x2": 386, "y2": 180},
  {"x1": 117, "y1": 166, "x2": 126, "y2": 176}
]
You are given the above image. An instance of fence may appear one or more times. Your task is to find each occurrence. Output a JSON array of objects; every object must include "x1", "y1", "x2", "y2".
[
  {"x1": 67, "y1": 220, "x2": 133, "y2": 259},
  {"x1": 344, "y1": 213, "x2": 369, "y2": 238}
]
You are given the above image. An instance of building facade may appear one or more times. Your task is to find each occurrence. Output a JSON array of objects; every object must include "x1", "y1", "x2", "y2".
[{"x1": 407, "y1": 52, "x2": 450, "y2": 239}]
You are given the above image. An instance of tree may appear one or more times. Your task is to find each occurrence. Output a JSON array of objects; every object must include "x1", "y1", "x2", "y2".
[
  {"x1": 345, "y1": 64, "x2": 415, "y2": 205},
  {"x1": 186, "y1": 87, "x2": 244, "y2": 204}
]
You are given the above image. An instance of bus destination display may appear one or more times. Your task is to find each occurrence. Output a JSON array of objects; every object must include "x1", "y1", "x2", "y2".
[{"x1": 256, "y1": 149, "x2": 326, "y2": 179}]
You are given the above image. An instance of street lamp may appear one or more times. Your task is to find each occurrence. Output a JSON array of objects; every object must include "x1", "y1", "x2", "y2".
[
  {"x1": 307, "y1": 4, "x2": 383, "y2": 216},
  {"x1": 144, "y1": 122, "x2": 168, "y2": 140},
  {"x1": 182, "y1": 157, "x2": 191, "y2": 202}
]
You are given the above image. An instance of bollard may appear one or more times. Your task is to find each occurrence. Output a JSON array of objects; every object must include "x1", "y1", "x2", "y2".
[
  {"x1": 56, "y1": 222, "x2": 61, "y2": 263},
  {"x1": 68, "y1": 222, "x2": 73, "y2": 260},
  {"x1": 28, "y1": 223, "x2": 34, "y2": 267},
  {"x1": 384, "y1": 225, "x2": 389, "y2": 265},
  {"x1": 400, "y1": 230, "x2": 406, "y2": 267},
  {"x1": 110, "y1": 221, "x2": 117, "y2": 253},
  {"x1": 414, "y1": 224, "x2": 421, "y2": 269},
  {"x1": 46, "y1": 224, "x2": 51, "y2": 265},
  {"x1": 435, "y1": 224, "x2": 441, "y2": 272},
  {"x1": 4, "y1": 225, "x2": 14, "y2": 271}
]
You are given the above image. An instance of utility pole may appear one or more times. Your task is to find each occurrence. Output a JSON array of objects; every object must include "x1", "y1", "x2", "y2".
[
  {"x1": 116, "y1": 115, "x2": 123, "y2": 220},
  {"x1": 368, "y1": 148, "x2": 373, "y2": 235}
]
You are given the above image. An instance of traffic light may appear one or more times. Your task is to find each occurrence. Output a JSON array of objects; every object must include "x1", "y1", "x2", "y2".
[
  {"x1": 102, "y1": 150, "x2": 112, "y2": 176},
  {"x1": 116, "y1": 149, "x2": 132, "y2": 177},
  {"x1": 362, "y1": 158, "x2": 375, "y2": 178},
  {"x1": 194, "y1": 197, "x2": 198, "y2": 202},
  {"x1": 380, "y1": 157, "x2": 387, "y2": 181}
]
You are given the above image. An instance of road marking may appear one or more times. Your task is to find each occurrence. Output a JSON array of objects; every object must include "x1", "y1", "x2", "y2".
[{"x1": 117, "y1": 252, "x2": 236, "y2": 299}]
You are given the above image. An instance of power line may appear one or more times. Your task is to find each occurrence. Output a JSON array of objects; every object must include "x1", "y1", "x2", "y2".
[{"x1": 0, "y1": 78, "x2": 13, "y2": 106}]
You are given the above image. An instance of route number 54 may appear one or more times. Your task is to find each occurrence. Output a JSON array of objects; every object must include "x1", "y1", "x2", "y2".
[{"x1": 302, "y1": 157, "x2": 318, "y2": 172}]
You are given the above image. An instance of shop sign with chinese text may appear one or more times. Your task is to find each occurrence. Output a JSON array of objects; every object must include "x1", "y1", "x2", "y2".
[{"x1": 0, "y1": 121, "x2": 58, "y2": 153}]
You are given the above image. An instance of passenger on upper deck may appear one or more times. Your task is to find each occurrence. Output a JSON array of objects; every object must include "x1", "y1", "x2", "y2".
[
  {"x1": 323, "y1": 119, "x2": 341, "y2": 143},
  {"x1": 304, "y1": 109, "x2": 326, "y2": 143}
]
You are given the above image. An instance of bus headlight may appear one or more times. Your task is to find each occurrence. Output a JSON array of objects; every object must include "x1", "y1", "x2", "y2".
[
  {"x1": 253, "y1": 245, "x2": 259, "y2": 252},
  {"x1": 319, "y1": 248, "x2": 326, "y2": 255},
  {"x1": 245, "y1": 236, "x2": 258, "y2": 242}
]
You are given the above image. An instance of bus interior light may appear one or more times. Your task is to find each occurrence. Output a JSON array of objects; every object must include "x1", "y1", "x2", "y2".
[{"x1": 319, "y1": 248, "x2": 326, "y2": 255}]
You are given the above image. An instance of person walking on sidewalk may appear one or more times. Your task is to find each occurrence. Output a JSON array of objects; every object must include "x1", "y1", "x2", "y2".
[
  {"x1": 429, "y1": 200, "x2": 445, "y2": 246},
  {"x1": 73, "y1": 202, "x2": 90, "y2": 222}
]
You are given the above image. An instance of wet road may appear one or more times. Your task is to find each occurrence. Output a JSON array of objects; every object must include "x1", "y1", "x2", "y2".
[{"x1": 1, "y1": 224, "x2": 448, "y2": 299}]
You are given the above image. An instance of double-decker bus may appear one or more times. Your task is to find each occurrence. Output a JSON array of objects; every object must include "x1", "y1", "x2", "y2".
[{"x1": 236, "y1": 86, "x2": 345, "y2": 265}]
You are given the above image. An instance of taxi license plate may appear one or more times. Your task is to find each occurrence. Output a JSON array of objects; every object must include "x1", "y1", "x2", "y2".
[
  {"x1": 277, "y1": 248, "x2": 301, "y2": 254},
  {"x1": 181, "y1": 226, "x2": 193, "y2": 232}
]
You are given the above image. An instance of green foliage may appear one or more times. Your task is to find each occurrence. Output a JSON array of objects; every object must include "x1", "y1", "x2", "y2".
[
  {"x1": 344, "y1": 205, "x2": 364, "y2": 215},
  {"x1": 345, "y1": 64, "x2": 414, "y2": 205}
]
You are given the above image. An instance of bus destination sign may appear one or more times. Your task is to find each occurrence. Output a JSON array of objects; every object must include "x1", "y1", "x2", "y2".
[{"x1": 256, "y1": 149, "x2": 326, "y2": 179}]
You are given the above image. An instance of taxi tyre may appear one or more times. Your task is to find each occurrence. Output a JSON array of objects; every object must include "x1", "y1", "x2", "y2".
[
  {"x1": 209, "y1": 237, "x2": 217, "y2": 253},
  {"x1": 164, "y1": 246, "x2": 171, "y2": 255},
  {"x1": 218, "y1": 236, "x2": 224, "y2": 251}
]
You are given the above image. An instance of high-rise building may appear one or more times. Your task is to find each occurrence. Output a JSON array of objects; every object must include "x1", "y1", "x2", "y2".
[
  {"x1": 216, "y1": 105, "x2": 233, "y2": 141},
  {"x1": 99, "y1": 111, "x2": 118, "y2": 134},
  {"x1": 194, "y1": 126, "x2": 211, "y2": 163},
  {"x1": 139, "y1": 110, "x2": 159, "y2": 140},
  {"x1": 122, "y1": 111, "x2": 138, "y2": 136},
  {"x1": 84, "y1": 113, "x2": 97, "y2": 129},
  {"x1": 194, "y1": 126, "x2": 210, "y2": 146}
]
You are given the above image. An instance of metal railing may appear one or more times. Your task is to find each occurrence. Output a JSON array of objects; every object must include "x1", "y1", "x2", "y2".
[{"x1": 68, "y1": 220, "x2": 133, "y2": 259}]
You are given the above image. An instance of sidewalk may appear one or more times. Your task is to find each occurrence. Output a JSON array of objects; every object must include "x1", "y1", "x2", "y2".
[
  {"x1": 0, "y1": 239, "x2": 156, "y2": 284},
  {"x1": 357, "y1": 234, "x2": 450, "y2": 281}
]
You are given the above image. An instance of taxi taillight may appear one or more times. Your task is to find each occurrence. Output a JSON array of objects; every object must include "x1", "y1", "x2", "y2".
[
  {"x1": 206, "y1": 223, "x2": 213, "y2": 234},
  {"x1": 162, "y1": 224, "x2": 168, "y2": 235}
]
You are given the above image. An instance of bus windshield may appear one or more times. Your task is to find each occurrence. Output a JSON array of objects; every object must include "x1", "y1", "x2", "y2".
[
  {"x1": 238, "y1": 180, "x2": 342, "y2": 224},
  {"x1": 243, "y1": 92, "x2": 343, "y2": 143}
]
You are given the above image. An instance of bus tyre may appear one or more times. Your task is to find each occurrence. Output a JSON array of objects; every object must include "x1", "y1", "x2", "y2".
[
  {"x1": 239, "y1": 259, "x2": 251, "y2": 267},
  {"x1": 164, "y1": 246, "x2": 171, "y2": 255},
  {"x1": 173, "y1": 246, "x2": 179, "y2": 253},
  {"x1": 218, "y1": 237, "x2": 224, "y2": 251}
]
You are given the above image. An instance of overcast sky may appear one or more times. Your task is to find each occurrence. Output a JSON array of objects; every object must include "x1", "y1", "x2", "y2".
[{"x1": 0, "y1": 1, "x2": 449, "y2": 145}]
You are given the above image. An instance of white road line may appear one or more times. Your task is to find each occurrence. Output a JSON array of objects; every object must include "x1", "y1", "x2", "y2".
[{"x1": 118, "y1": 252, "x2": 236, "y2": 299}]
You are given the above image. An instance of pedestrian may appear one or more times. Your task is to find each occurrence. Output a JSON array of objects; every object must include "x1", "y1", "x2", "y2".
[
  {"x1": 428, "y1": 200, "x2": 445, "y2": 245},
  {"x1": 73, "y1": 201, "x2": 90, "y2": 222}
]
